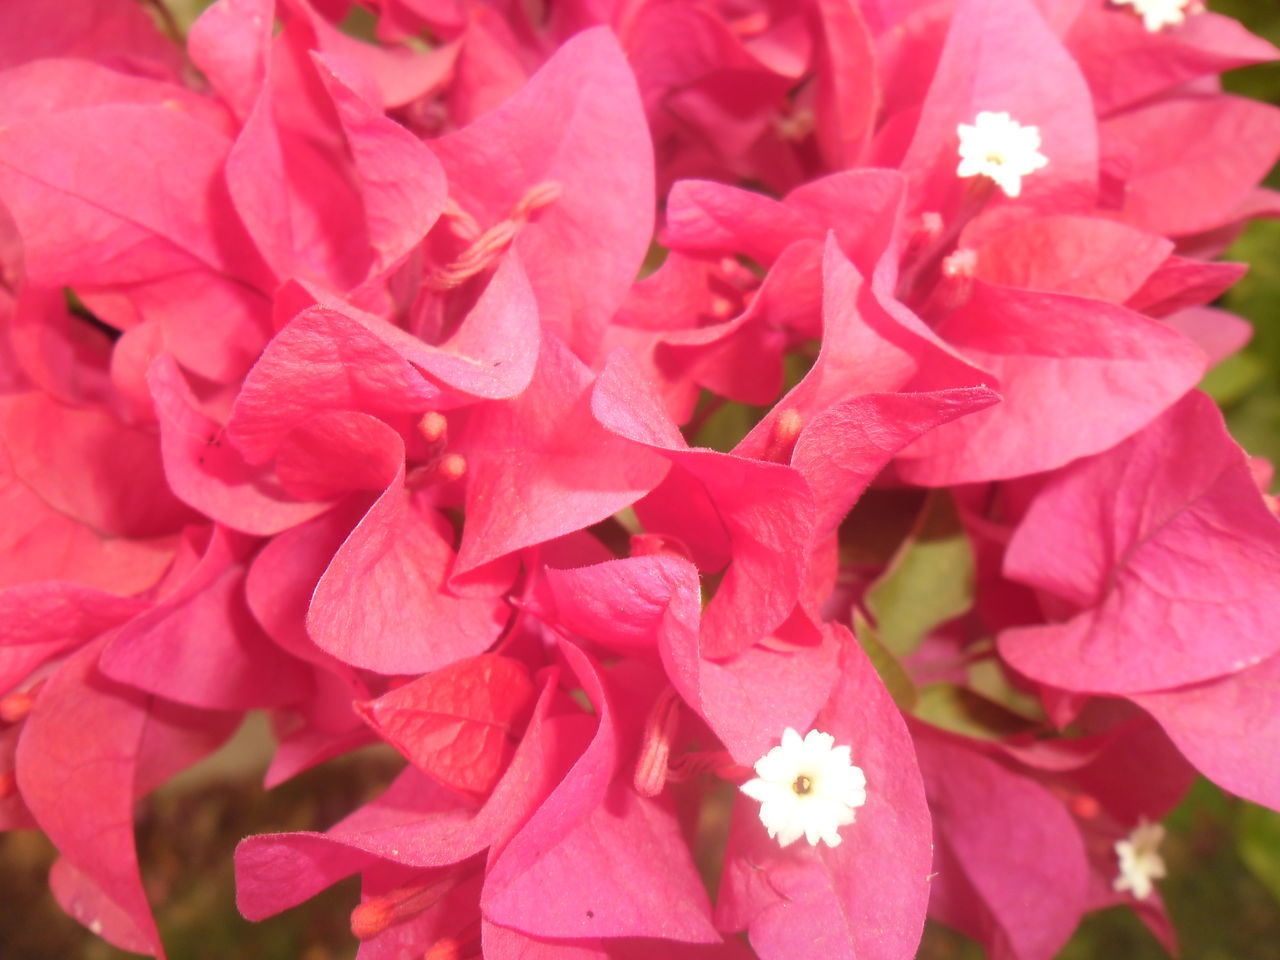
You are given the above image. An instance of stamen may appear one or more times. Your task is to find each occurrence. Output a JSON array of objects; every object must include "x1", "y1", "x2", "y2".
[
  {"x1": 775, "y1": 108, "x2": 816, "y2": 142},
  {"x1": 428, "y1": 222, "x2": 521, "y2": 290},
  {"x1": 667, "y1": 750, "x2": 753, "y2": 785},
  {"x1": 729, "y1": 11, "x2": 769, "y2": 36},
  {"x1": 917, "y1": 248, "x2": 980, "y2": 317},
  {"x1": 0, "y1": 682, "x2": 43, "y2": 724},
  {"x1": 1071, "y1": 794, "x2": 1101, "y2": 820},
  {"x1": 629, "y1": 533, "x2": 667, "y2": 557},
  {"x1": 441, "y1": 198, "x2": 483, "y2": 244},
  {"x1": 349, "y1": 875, "x2": 460, "y2": 940},
  {"x1": 427, "y1": 183, "x2": 562, "y2": 291},
  {"x1": 425, "y1": 918, "x2": 483, "y2": 960},
  {"x1": 510, "y1": 181, "x2": 562, "y2": 219},
  {"x1": 717, "y1": 257, "x2": 759, "y2": 289},
  {"x1": 896, "y1": 182, "x2": 995, "y2": 307},
  {"x1": 406, "y1": 453, "x2": 468, "y2": 490},
  {"x1": 436, "y1": 453, "x2": 467, "y2": 483},
  {"x1": 911, "y1": 212, "x2": 945, "y2": 250},
  {"x1": 763, "y1": 409, "x2": 803, "y2": 463},
  {"x1": 418, "y1": 411, "x2": 448, "y2": 445},
  {"x1": 634, "y1": 686, "x2": 682, "y2": 798},
  {"x1": 708, "y1": 295, "x2": 736, "y2": 320}
]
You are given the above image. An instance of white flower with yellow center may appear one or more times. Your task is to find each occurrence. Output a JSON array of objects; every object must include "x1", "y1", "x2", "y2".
[
  {"x1": 740, "y1": 728, "x2": 867, "y2": 848},
  {"x1": 1113, "y1": 820, "x2": 1167, "y2": 900},
  {"x1": 1113, "y1": 0, "x2": 1200, "y2": 33},
  {"x1": 956, "y1": 111, "x2": 1049, "y2": 199}
]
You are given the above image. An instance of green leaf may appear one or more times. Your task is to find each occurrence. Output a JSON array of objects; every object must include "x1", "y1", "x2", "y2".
[
  {"x1": 1201, "y1": 352, "x2": 1266, "y2": 407},
  {"x1": 966, "y1": 654, "x2": 1046, "y2": 723},
  {"x1": 689, "y1": 396, "x2": 763, "y2": 453},
  {"x1": 852, "y1": 611, "x2": 917, "y2": 711},
  {"x1": 913, "y1": 683, "x2": 1039, "y2": 741},
  {"x1": 1237, "y1": 802, "x2": 1280, "y2": 906},
  {"x1": 639, "y1": 240, "x2": 669, "y2": 279},
  {"x1": 864, "y1": 491, "x2": 975, "y2": 658}
]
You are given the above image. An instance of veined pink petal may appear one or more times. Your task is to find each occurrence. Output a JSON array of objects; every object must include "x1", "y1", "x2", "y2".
[
  {"x1": 454, "y1": 336, "x2": 670, "y2": 578},
  {"x1": 718, "y1": 635, "x2": 932, "y2": 960},
  {"x1": 15, "y1": 641, "x2": 164, "y2": 957},
  {"x1": 99, "y1": 527, "x2": 311, "y2": 710},
  {"x1": 228, "y1": 307, "x2": 438, "y2": 464},
  {"x1": 483, "y1": 642, "x2": 719, "y2": 943},
  {"x1": 0, "y1": 0, "x2": 181, "y2": 75},
  {"x1": 902, "y1": 0, "x2": 1097, "y2": 211},
  {"x1": 1101, "y1": 95, "x2": 1280, "y2": 237},
  {"x1": 309, "y1": 463, "x2": 506, "y2": 673},
  {"x1": 149, "y1": 354, "x2": 329, "y2": 535},
  {"x1": 1000, "y1": 392, "x2": 1280, "y2": 694},
  {"x1": 916, "y1": 734, "x2": 1089, "y2": 960},
  {"x1": 898, "y1": 282, "x2": 1206, "y2": 484},
  {"x1": 430, "y1": 27, "x2": 654, "y2": 362},
  {"x1": 1135, "y1": 653, "x2": 1280, "y2": 810}
]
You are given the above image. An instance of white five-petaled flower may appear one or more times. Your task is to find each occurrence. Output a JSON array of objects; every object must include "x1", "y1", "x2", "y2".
[
  {"x1": 1113, "y1": 0, "x2": 1200, "y2": 33},
  {"x1": 740, "y1": 728, "x2": 867, "y2": 848},
  {"x1": 956, "y1": 111, "x2": 1049, "y2": 199},
  {"x1": 1113, "y1": 820, "x2": 1167, "y2": 900}
]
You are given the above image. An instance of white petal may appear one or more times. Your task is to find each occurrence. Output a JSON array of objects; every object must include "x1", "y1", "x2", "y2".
[
  {"x1": 754, "y1": 747, "x2": 793, "y2": 782},
  {"x1": 741, "y1": 777, "x2": 782, "y2": 803},
  {"x1": 775, "y1": 819, "x2": 805, "y2": 847}
]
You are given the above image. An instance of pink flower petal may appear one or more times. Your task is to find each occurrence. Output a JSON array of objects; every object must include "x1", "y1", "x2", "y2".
[
  {"x1": 430, "y1": 27, "x2": 654, "y2": 362},
  {"x1": 1135, "y1": 653, "x2": 1280, "y2": 810},
  {"x1": 483, "y1": 642, "x2": 719, "y2": 943},
  {"x1": 310, "y1": 466, "x2": 506, "y2": 673},
  {"x1": 1000, "y1": 392, "x2": 1280, "y2": 693},
  {"x1": 15, "y1": 641, "x2": 164, "y2": 957},
  {"x1": 916, "y1": 734, "x2": 1089, "y2": 960},
  {"x1": 902, "y1": 0, "x2": 1097, "y2": 211},
  {"x1": 228, "y1": 306, "x2": 439, "y2": 464},
  {"x1": 718, "y1": 635, "x2": 932, "y2": 960},
  {"x1": 149, "y1": 354, "x2": 329, "y2": 535},
  {"x1": 99, "y1": 527, "x2": 311, "y2": 710},
  {"x1": 1101, "y1": 94, "x2": 1280, "y2": 237},
  {"x1": 356, "y1": 654, "x2": 536, "y2": 795},
  {"x1": 899, "y1": 282, "x2": 1206, "y2": 484},
  {"x1": 454, "y1": 336, "x2": 670, "y2": 577}
]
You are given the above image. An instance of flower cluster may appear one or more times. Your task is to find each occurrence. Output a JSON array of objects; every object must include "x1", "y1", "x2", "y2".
[{"x1": 0, "y1": 0, "x2": 1278, "y2": 958}]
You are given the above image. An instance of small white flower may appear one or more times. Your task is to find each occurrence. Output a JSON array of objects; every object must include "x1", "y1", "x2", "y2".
[
  {"x1": 1113, "y1": 0, "x2": 1200, "y2": 33},
  {"x1": 1113, "y1": 820, "x2": 1167, "y2": 900},
  {"x1": 956, "y1": 111, "x2": 1049, "y2": 198},
  {"x1": 740, "y1": 728, "x2": 867, "y2": 848}
]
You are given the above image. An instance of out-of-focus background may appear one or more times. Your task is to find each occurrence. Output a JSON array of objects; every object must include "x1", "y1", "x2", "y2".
[{"x1": 1, "y1": 1, "x2": 1278, "y2": 957}]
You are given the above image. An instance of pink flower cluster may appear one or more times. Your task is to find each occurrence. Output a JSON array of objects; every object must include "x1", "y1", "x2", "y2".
[{"x1": 2, "y1": 0, "x2": 1279, "y2": 957}]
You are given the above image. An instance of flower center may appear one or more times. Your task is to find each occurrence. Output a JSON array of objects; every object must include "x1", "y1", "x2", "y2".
[
  {"x1": 792, "y1": 774, "x2": 814, "y2": 795},
  {"x1": 956, "y1": 111, "x2": 1048, "y2": 199}
]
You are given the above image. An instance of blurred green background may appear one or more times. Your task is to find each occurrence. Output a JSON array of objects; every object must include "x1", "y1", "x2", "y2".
[{"x1": 1, "y1": 1, "x2": 1278, "y2": 957}]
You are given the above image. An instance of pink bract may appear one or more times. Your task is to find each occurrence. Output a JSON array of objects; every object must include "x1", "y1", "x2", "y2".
[{"x1": 0, "y1": 0, "x2": 1277, "y2": 957}]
